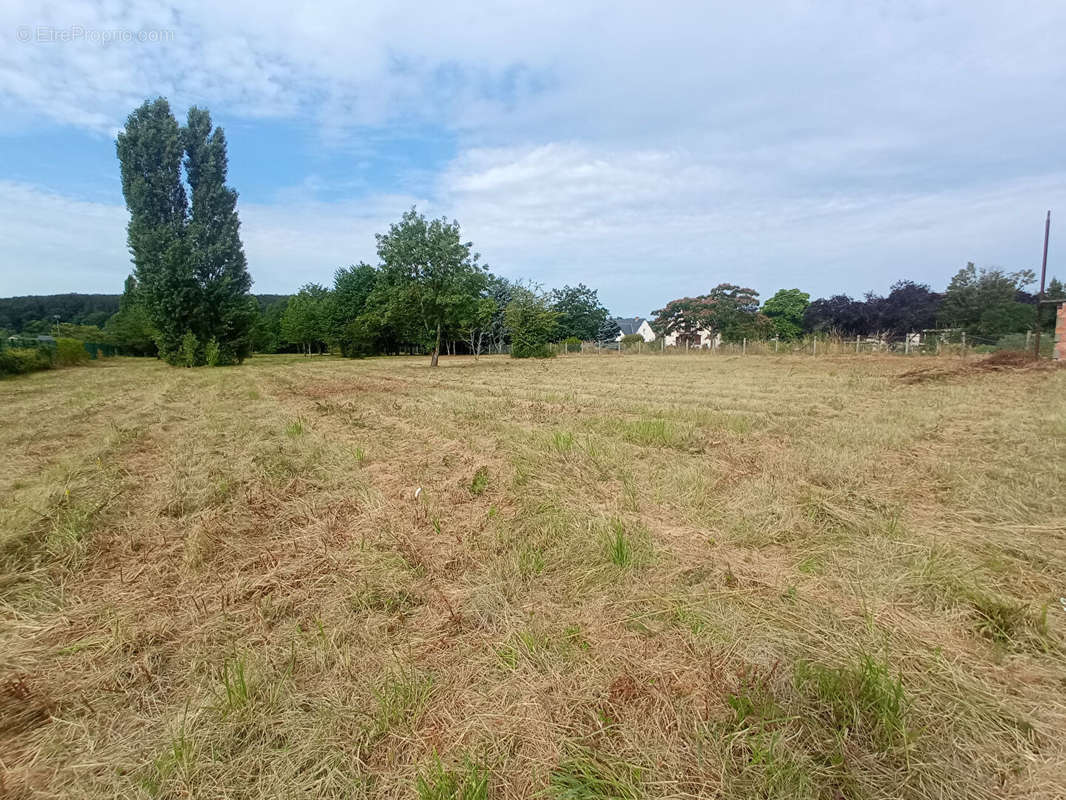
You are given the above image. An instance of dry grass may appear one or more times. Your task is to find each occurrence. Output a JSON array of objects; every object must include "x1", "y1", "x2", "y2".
[{"x1": 1, "y1": 352, "x2": 1064, "y2": 799}]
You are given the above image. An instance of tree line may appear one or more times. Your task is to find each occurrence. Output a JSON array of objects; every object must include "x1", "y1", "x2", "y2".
[
  {"x1": 650, "y1": 269, "x2": 1063, "y2": 345},
  {"x1": 252, "y1": 225, "x2": 618, "y2": 362},
  {"x1": 105, "y1": 99, "x2": 623, "y2": 366},
  {"x1": 7, "y1": 266, "x2": 1061, "y2": 359}
]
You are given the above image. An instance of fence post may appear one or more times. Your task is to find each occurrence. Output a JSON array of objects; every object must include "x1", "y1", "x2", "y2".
[
  {"x1": 774, "y1": 337, "x2": 779, "y2": 353},
  {"x1": 813, "y1": 338, "x2": 817, "y2": 356},
  {"x1": 743, "y1": 338, "x2": 747, "y2": 355},
  {"x1": 1026, "y1": 330, "x2": 1032, "y2": 351},
  {"x1": 855, "y1": 335, "x2": 859, "y2": 354},
  {"x1": 905, "y1": 334, "x2": 910, "y2": 355},
  {"x1": 961, "y1": 332, "x2": 966, "y2": 357}
]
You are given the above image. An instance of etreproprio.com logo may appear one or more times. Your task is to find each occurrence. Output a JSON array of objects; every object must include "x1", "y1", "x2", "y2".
[{"x1": 16, "y1": 25, "x2": 175, "y2": 43}]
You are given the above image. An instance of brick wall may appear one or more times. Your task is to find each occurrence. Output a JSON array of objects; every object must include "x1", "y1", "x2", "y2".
[{"x1": 1056, "y1": 303, "x2": 1066, "y2": 361}]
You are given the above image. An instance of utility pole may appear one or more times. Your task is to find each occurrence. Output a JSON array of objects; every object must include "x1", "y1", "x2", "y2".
[{"x1": 1034, "y1": 210, "x2": 1051, "y2": 358}]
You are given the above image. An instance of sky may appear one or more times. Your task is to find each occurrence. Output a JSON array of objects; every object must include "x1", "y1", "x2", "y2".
[{"x1": 1, "y1": 1, "x2": 1064, "y2": 316}]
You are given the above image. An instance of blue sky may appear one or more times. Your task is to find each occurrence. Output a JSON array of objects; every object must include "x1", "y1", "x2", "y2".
[{"x1": 1, "y1": 1, "x2": 1064, "y2": 316}]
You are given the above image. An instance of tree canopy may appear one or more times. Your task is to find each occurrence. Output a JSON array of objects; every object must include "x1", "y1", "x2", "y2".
[
  {"x1": 549, "y1": 283, "x2": 610, "y2": 341},
  {"x1": 374, "y1": 209, "x2": 489, "y2": 366},
  {"x1": 939, "y1": 262, "x2": 1036, "y2": 338},
  {"x1": 761, "y1": 289, "x2": 809, "y2": 340},
  {"x1": 281, "y1": 283, "x2": 329, "y2": 354},
  {"x1": 652, "y1": 284, "x2": 768, "y2": 342}
]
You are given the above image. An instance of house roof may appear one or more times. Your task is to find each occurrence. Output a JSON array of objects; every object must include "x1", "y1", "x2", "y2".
[{"x1": 613, "y1": 317, "x2": 645, "y2": 336}]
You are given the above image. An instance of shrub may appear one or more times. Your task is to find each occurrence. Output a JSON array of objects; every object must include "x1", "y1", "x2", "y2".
[
  {"x1": 0, "y1": 347, "x2": 53, "y2": 376},
  {"x1": 55, "y1": 338, "x2": 90, "y2": 367},
  {"x1": 506, "y1": 286, "x2": 559, "y2": 359},
  {"x1": 512, "y1": 342, "x2": 555, "y2": 359},
  {"x1": 205, "y1": 337, "x2": 221, "y2": 367},
  {"x1": 563, "y1": 336, "x2": 581, "y2": 353},
  {"x1": 180, "y1": 331, "x2": 200, "y2": 367},
  {"x1": 620, "y1": 333, "x2": 644, "y2": 347}
]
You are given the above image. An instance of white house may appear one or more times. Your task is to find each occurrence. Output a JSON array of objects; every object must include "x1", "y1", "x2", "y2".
[
  {"x1": 611, "y1": 317, "x2": 721, "y2": 348},
  {"x1": 661, "y1": 328, "x2": 720, "y2": 349},
  {"x1": 612, "y1": 317, "x2": 656, "y2": 342}
]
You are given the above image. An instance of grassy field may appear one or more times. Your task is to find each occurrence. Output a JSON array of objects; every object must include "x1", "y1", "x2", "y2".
[{"x1": 1, "y1": 352, "x2": 1065, "y2": 799}]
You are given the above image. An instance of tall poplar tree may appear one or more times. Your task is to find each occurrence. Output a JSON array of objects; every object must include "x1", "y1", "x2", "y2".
[
  {"x1": 116, "y1": 98, "x2": 192, "y2": 361},
  {"x1": 117, "y1": 99, "x2": 255, "y2": 365},
  {"x1": 182, "y1": 107, "x2": 255, "y2": 363}
]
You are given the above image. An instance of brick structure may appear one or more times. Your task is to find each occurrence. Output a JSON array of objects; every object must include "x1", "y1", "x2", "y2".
[{"x1": 1056, "y1": 302, "x2": 1066, "y2": 361}]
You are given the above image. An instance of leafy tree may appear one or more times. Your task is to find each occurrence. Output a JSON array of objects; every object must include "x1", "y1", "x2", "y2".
[
  {"x1": 117, "y1": 99, "x2": 255, "y2": 365},
  {"x1": 374, "y1": 209, "x2": 488, "y2": 366},
  {"x1": 281, "y1": 284, "x2": 330, "y2": 354},
  {"x1": 1039, "y1": 277, "x2": 1064, "y2": 333},
  {"x1": 505, "y1": 286, "x2": 559, "y2": 358},
  {"x1": 330, "y1": 264, "x2": 378, "y2": 334},
  {"x1": 250, "y1": 297, "x2": 288, "y2": 353},
  {"x1": 868, "y1": 280, "x2": 942, "y2": 335},
  {"x1": 105, "y1": 276, "x2": 157, "y2": 356},
  {"x1": 803, "y1": 294, "x2": 873, "y2": 336},
  {"x1": 651, "y1": 296, "x2": 708, "y2": 339},
  {"x1": 761, "y1": 289, "x2": 810, "y2": 340},
  {"x1": 182, "y1": 107, "x2": 256, "y2": 363},
  {"x1": 329, "y1": 263, "x2": 382, "y2": 356},
  {"x1": 484, "y1": 275, "x2": 515, "y2": 354},
  {"x1": 116, "y1": 98, "x2": 192, "y2": 362},
  {"x1": 549, "y1": 283, "x2": 609, "y2": 341},
  {"x1": 704, "y1": 284, "x2": 769, "y2": 341},
  {"x1": 652, "y1": 284, "x2": 768, "y2": 342},
  {"x1": 463, "y1": 296, "x2": 498, "y2": 359},
  {"x1": 51, "y1": 323, "x2": 114, "y2": 341},
  {"x1": 939, "y1": 262, "x2": 1036, "y2": 337}
]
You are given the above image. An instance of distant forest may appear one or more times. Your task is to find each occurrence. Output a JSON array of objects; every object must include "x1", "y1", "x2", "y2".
[{"x1": 0, "y1": 293, "x2": 288, "y2": 335}]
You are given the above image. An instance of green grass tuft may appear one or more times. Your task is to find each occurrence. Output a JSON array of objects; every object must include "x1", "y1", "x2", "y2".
[
  {"x1": 794, "y1": 653, "x2": 909, "y2": 749},
  {"x1": 415, "y1": 757, "x2": 489, "y2": 800},
  {"x1": 372, "y1": 668, "x2": 434, "y2": 735},
  {"x1": 469, "y1": 466, "x2": 490, "y2": 495},
  {"x1": 546, "y1": 747, "x2": 643, "y2": 800}
]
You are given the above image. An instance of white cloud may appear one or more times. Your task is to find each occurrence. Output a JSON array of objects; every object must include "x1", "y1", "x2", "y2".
[
  {"x1": 1, "y1": 1, "x2": 1064, "y2": 308},
  {"x1": 3, "y1": 152, "x2": 1062, "y2": 314},
  {"x1": 0, "y1": 181, "x2": 128, "y2": 295}
]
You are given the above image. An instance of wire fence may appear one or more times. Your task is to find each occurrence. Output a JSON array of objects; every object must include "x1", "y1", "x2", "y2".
[{"x1": 548, "y1": 331, "x2": 1056, "y2": 358}]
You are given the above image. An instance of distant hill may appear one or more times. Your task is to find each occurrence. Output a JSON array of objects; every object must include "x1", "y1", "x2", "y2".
[
  {"x1": 0, "y1": 294, "x2": 121, "y2": 331},
  {"x1": 1, "y1": 292, "x2": 294, "y2": 332}
]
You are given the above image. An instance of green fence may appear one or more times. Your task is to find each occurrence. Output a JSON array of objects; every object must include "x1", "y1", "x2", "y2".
[{"x1": 83, "y1": 342, "x2": 119, "y2": 359}]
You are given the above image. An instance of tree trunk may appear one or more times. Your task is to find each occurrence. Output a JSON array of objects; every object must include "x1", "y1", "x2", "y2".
[{"x1": 431, "y1": 321, "x2": 441, "y2": 367}]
